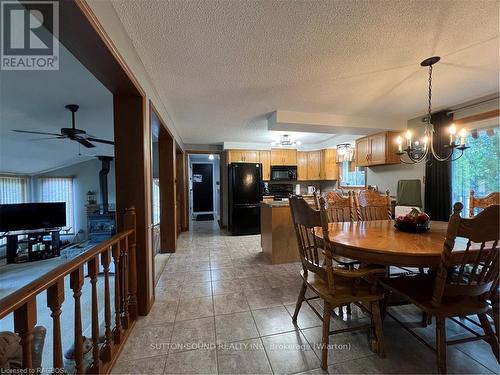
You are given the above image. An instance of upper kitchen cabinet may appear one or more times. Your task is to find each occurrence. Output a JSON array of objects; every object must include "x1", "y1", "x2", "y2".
[
  {"x1": 297, "y1": 152, "x2": 308, "y2": 180},
  {"x1": 307, "y1": 151, "x2": 322, "y2": 180},
  {"x1": 227, "y1": 150, "x2": 259, "y2": 163},
  {"x1": 271, "y1": 149, "x2": 297, "y2": 165},
  {"x1": 321, "y1": 149, "x2": 338, "y2": 180},
  {"x1": 259, "y1": 151, "x2": 271, "y2": 180},
  {"x1": 355, "y1": 131, "x2": 401, "y2": 167}
]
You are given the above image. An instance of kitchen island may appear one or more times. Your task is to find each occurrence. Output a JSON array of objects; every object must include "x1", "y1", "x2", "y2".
[{"x1": 261, "y1": 201, "x2": 300, "y2": 264}]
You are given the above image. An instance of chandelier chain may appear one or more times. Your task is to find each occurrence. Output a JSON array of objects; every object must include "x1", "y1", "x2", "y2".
[{"x1": 427, "y1": 65, "x2": 432, "y2": 125}]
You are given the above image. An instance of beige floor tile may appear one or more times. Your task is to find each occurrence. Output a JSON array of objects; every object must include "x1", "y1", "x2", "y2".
[
  {"x1": 239, "y1": 276, "x2": 271, "y2": 291},
  {"x1": 135, "y1": 301, "x2": 178, "y2": 327},
  {"x1": 181, "y1": 281, "x2": 213, "y2": 298},
  {"x1": 112, "y1": 354, "x2": 167, "y2": 374},
  {"x1": 211, "y1": 279, "x2": 242, "y2": 295},
  {"x1": 176, "y1": 296, "x2": 214, "y2": 321},
  {"x1": 284, "y1": 303, "x2": 322, "y2": 329},
  {"x1": 245, "y1": 287, "x2": 283, "y2": 309},
  {"x1": 169, "y1": 316, "x2": 216, "y2": 353},
  {"x1": 213, "y1": 292, "x2": 250, "y2": 315},
  {"x1": 217, "y1": 338, "x2": 272, "y2": 374},
  {"x1": 301, "y1": 326, "x2": 374, "y2": 365},
  {"x1": 164, "y1": 348, "x2": 217, "y2": 374},
  {"x1": 214, "y1": 311, "x2": 260, "y2": 344},
  {"x1": 252, "y1": 306, "x2": 298, "y2": 336},
  {"x1": 210, "y1": 267, "x2": 238, "y2": 281},
  {"x1": 184, "y1": 271, "x2": 212, "y2": 284},
  {"x1": 262, "y1": 331, "x2": 320, "y2": 374},
  {"x1": 120, "y1": 323, "x2": 173, "y2": 360}
]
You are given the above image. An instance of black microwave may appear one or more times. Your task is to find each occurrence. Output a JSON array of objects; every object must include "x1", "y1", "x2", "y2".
[{"x1": 270, "y1": 166, "x2": 297, "y2": 181}]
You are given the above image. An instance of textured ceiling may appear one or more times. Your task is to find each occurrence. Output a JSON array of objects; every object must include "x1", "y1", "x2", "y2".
[
  {"x1": 111, "y1": 0, "x2": 499, "y2": 145},
  {"x1": 0, "y1": 45, "x2": 114, "y2": 174}
]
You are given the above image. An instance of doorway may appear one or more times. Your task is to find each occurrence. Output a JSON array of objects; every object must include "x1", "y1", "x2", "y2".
[{"x1": 188, "y1": 154, "x2": 220, "y2": 222}]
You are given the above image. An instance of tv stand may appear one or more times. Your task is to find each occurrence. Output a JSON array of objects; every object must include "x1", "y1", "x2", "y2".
[{"x1": 6, "y1": 229, "x2": 61, "y2": 264}]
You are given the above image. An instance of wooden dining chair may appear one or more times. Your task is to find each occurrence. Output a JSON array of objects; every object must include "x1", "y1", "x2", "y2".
[
  {"x1": 353, "y1": 189, "x2": 392, "y2": 221},
  {"x1": 469, "y1": 191, "x2": 500, "y2": 217},
  {"x1": 315, "y1": 191, "x2": 360, "y2": 315},
  {"x1": 381, "y1": 203, "x2": 500, "y2": 374},
  {"x1": 289, "y1": 195, "x2": 386, "y2": 369}
]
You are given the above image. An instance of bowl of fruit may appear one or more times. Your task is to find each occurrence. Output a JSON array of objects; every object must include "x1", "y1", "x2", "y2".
[{"x1": 394, "y1": 208, "x2": 431, "y2": 233}]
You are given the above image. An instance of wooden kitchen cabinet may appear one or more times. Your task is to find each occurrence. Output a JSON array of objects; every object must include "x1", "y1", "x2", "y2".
[
  {"x1": 297, "y1": 152, "x2": 308, "y2": 180},
  {"x1": 259, "y1": 151, "x2": 271, "y2": 180},
  {"x1": 307, "y1": 151, "x2": 322, "y2": 180},
  {"x1": 321, "y1": 149, "x2": 338, "y2": 180},
  {"x1": 355, "y1": 131, "x2": 400, "y2": 167},
  {"x1": 271, "y1": 149, "x2": 297, "y2": 165},
  {"x1": 227, "y1": 150, "x2": 259, "y2": 163}
]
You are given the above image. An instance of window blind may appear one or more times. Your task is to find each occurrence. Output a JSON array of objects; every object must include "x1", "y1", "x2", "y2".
[
  {"x1": 0, "y1": 176, "x2": 28, "y2": 204},
  {"x1": 39, "y1": 177, "x2": 75, "y2": 232}
]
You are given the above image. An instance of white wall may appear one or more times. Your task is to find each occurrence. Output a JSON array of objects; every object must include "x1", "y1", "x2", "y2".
[{"x1": 33, "y1": 159, "x2": 116, "y2": 237}]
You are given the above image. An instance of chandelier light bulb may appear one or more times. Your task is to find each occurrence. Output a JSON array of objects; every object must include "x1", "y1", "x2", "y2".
[
  {"x1": 396, "y1": 136, "x2": 403, "y2": 153},
  {"x1": 459, "y1": 128, "x2": 467, "y2": 145},
  {"x1": 449, "y1": 123, "x2": 457, "y2": 135},
  {"x1": 296, "y1": 140, "x2": 302, "y2": 145}
]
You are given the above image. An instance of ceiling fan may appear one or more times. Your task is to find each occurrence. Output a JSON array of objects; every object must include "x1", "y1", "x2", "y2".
[{"x1": 12, "y1": 104, "x2": 114, "y2": 148}]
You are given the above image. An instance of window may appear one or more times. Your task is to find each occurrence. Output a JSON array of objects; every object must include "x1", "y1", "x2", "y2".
[
  {"x1": 0, "y1": 176, "x2": 28, "y2": 204},
  {"x1": 39, "y1": 177, "x2": 74, "y2": 232},
  {"x1": 0, "y1": 176, "x2": 28, "y2": 244},
  {"x1": 339, "y1": 161, "x2": 366, "y2": 187},
  {"x1": 452, "y1": 124, "x2": 500, "y2": 215},
  {"x1": 152, "y1": 178, "x2": 160, "y2": 225}
]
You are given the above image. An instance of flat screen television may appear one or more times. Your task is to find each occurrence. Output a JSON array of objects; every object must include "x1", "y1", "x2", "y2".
[{"x1": 0, "y1": 202, "x2": 66, "y2": 232}]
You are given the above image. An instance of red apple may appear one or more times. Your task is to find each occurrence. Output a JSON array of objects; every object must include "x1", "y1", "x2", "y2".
[
  {"x1": 403, "y1": 215, "x2": 415, "y2": 224},
  {"x1": 416, "y1": 212, "x2": 430, "y2": 224}
]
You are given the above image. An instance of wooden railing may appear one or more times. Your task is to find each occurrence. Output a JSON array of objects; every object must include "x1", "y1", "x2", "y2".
[{"x1": 0, "y1": 207, "x2": 137, "y2": 374}]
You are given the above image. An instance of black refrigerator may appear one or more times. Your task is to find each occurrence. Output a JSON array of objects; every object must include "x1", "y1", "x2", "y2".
[{"x1": 228, "y1": 162, "x2": 262, "y2": 235}]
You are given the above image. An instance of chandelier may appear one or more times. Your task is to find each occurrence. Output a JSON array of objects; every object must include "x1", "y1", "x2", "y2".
[
  {"x1": 396, "y1": 56, "x2": 469, "y2": 164},
  {"x1": 336, "y1": 143, "x2": 354, "y2": 162},
  {"x1": 271, "y1": 134, "x2": 302, "y2": 147}
]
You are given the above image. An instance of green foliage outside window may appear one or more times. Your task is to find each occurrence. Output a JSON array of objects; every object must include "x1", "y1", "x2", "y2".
[{"x1": 451, "y1": 126, "x2": 499, "y2": 215}]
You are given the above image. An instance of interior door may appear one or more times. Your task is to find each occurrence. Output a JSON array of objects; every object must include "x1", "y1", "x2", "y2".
[{"x1": 192, "y1": 163, "x2": 214, "y2": 212}]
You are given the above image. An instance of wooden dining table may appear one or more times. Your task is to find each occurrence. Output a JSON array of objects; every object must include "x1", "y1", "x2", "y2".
[{"x1": 314, "y1": 220, "x2": 471, "y2": 268}]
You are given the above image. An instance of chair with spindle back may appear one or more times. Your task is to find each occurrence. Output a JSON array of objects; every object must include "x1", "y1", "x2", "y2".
[
  {"x1": 315, "y1": 191, "x2": 360, "y2": 315},
  {"x1": 469, "y1": 191, "x2": 500, "y2": 217},
  {"x1": 469, "y1": 191, "x2": 500, "y2": 338},
  {"x1": 354, "y1": 189, "x2": 392, "y2": 221},
  {"x1": 381, "y1": 203, "x2": 500, "y2": 374},
  {"x1": 289, "y1": 195, "x2": 386, "y2": 369}
]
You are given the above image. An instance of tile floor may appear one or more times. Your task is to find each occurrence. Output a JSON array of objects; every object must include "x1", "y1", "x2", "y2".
[{"x1": 112, "y1": 221, "x2": 499, "y2": 374}]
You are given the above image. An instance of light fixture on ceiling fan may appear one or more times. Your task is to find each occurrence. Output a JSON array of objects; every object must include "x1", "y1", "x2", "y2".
[
  {"x1": 271, "y1": 134, "x2": 302, "y2": 147},
  {"x1": 12, "y1": 104, "x2": 114, "y2": 148},
  {"x1": 395, "y1": 56, "x2": 469, "y2": 164}
]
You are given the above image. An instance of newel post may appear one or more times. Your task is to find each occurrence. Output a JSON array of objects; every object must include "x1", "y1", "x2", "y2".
[{"x1": 124, "y1": 206, "x2": 138, "y2": 320}]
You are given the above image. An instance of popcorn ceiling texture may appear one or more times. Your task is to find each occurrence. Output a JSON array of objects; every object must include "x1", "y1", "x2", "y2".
[{"x1": 111, "y1": 0, "x2": 499, "y2": 145}]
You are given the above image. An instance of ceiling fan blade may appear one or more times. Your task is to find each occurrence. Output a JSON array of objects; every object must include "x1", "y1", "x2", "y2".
[
  {"x1": 87, "y1": 137, "x2": 114, "y2": 145},
  {"x1": 75, "y1": 137, "x2": 95, "y2": 148},
  {"x1": 13, "y1": 129, "x2": 63, "y2": 136},
  {"x1": 29, "y1": 136, "x2": 66, "y2": 141}
]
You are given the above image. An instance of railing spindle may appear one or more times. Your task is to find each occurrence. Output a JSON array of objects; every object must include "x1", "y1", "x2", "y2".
[
  {"x1": 100, "y1": 247, "x2": 112, "y2": 362},
  {"x1": 121, "y1": 237, "x2": 130, "y2": 329},
  {"x1": 14, "y1": 298, "x2": 37, "y2": 370},
  {"x1": 47, "y1": 280, "x2": 64, "y2": 370},
  {"x1": 88, "y1": 256, "x2": 101, "y2": 373},
  {"x1": 112, "y1": 242, "x2": 122, "y2": 344},
  {"x1": 124, "y1": 206, "x2": 138, "y2": 320},
  {"x1": 70, "y1": 266, "x2": 84, "y2": 374}
]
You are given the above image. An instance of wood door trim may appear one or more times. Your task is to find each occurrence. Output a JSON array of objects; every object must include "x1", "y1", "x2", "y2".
[{"x1": 186, "y1": 150, "x2": 225, "y2": 229}]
